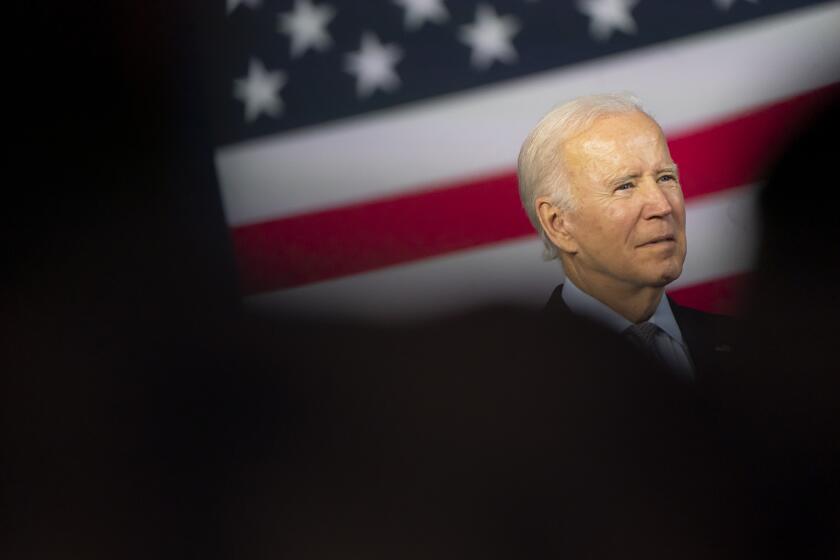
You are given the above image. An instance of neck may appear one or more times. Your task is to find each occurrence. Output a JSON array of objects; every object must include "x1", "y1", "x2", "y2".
[{"x1": 563, "y1": 266, "x2": 664, "y2": 324}]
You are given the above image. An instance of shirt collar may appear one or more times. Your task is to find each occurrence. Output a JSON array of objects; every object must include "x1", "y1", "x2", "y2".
[{"x1": 560, "y1": 278, "x2": 686, "y2": 345}]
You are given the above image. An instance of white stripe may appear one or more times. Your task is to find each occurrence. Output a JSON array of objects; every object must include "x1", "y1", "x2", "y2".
[
  {"x1": 248, "y1": 184, "x2": 760, "y2": 321},
  {"x1": 216, "y1": 3, "x2": 840, "y2": 227}
]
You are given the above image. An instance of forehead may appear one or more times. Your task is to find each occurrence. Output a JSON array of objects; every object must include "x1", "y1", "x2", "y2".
[{"x1": 562, "y1": 111, "x2": 671, "y2": 174}]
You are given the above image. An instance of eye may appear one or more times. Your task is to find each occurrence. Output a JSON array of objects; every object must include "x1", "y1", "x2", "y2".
[
  {"x1": 615, "y1": 182, "x2": 634, "y2": 191},
  {"x1": 658, "y1": 174, "x2": 677, "y2": 183}
]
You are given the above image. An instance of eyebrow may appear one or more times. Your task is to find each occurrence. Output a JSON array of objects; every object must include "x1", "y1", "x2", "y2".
[
  {"x1": 610, "y1": 173, "x2": 640, "y2": 185},
  {"x1": 607, "y1": 164, "x2": 680, "y2": 185}
]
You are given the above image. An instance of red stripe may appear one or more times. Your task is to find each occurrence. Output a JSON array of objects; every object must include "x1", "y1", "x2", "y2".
[
  {"x1": 233, "y1": 84, "x2": 838, "y2": 295},
  {"x1": 234, "y1": 173, "x2": 530, "y2": 292}
]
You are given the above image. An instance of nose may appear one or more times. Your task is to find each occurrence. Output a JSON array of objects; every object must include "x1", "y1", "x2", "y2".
[{"x1": 641, "y1": 178, "x2": 674, "y2": 219}]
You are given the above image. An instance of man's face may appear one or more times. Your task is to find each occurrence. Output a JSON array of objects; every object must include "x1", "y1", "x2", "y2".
[{"x1": 559, "y1": 111, "x2": 686, "y2": 290}]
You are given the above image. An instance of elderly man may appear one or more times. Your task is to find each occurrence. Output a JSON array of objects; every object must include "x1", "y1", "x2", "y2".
[{"x1": 518, "y1": 93, "x2": 737, "y2": 380}]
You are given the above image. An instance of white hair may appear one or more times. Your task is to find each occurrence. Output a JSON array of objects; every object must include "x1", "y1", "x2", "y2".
[{"x1": 517, "y1": 92, "x2": 649, "y2": 260}]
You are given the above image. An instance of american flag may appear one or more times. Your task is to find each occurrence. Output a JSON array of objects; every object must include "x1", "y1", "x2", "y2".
[{"x1": 213, "y1": 0, "x2": 840, "y2": 320}]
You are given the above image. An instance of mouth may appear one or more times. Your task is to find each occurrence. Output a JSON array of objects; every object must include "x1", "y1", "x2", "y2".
[{"x1": 639, "y1": 234, "x2": 676, "y2": 247}]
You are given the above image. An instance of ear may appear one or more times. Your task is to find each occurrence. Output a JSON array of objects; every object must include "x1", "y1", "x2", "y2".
[{"x1": 535, "y1": 196, "x2": 579, "y2": 254}]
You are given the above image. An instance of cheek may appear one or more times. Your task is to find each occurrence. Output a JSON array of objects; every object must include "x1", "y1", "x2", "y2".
[
  {"x1": 572, "y1": 205, "x2": 634, "y2": 248},
  {"x1": 669, "y1": 191, "x2": 687, "y2": 220},
  {"x1": 581, "y1": 212, "x2": 618, "y2": 242},
  {"x1": 677, "y1": 206, "x2": 687, "y2": 233},
  {"x1": 601, "y1": 207, "x2": 636, "y2": 241}
]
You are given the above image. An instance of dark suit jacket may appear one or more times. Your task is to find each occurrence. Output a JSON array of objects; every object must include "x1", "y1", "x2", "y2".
[{"x1": 545, "y1": 284, "x2": 741, "y2": 383}]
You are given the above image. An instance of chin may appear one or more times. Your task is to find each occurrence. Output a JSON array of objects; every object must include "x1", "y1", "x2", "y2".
[
  {"x1": 659, "y1": 252, "x2": 685, "y2": 281},
  {"x1": 658, "y1": 267, "x2": 683, "y2": 286},
  {"x1": 646, "y1": 263, "x2": 683, "y2": 287}
]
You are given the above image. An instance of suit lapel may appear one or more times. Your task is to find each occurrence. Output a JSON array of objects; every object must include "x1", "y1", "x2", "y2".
[
  {"x1": 668, "y1": 297, "x2": 739, "y2": 382},
  {"x1": 544, "y1": 284, "x2": 570, "y2": 316}
]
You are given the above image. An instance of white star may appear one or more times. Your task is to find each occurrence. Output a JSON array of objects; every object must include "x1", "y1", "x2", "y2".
[
  {"x1": 233, "y1": 58, "x2": 287, "y2": 122},
  {"x1": 713, "y1": 0, "x2": 758, "y2": 11},
  {"x1": 344, "y1": 32, "x2": 403, "y2": 98},
  {"x1": 227, "y1": 0, "x2": 261, "y2": 15},
  {"x1": 458, "y1": 4, "x2": 521, "y2": 70},
  {"x1": 393, "y1": 0, "x2": 449, "y2": 31},
  {"x1": 278, "y1": 0, "x2": 336, "y2": 58},
  {"x1": 577, "y1": 0, "x2": 638, "y2": 41}
]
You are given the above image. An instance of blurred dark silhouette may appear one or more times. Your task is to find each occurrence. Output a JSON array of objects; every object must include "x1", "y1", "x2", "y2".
[
  {"x1": 6, "y1": 2, "x2": 238, "y2": 558},
  {"x1": 704, "y1": 91, "x2": 840, "y2": 560},
  {"x1": 5, "y1": 2, "x2": 839, "y2": 559}
]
